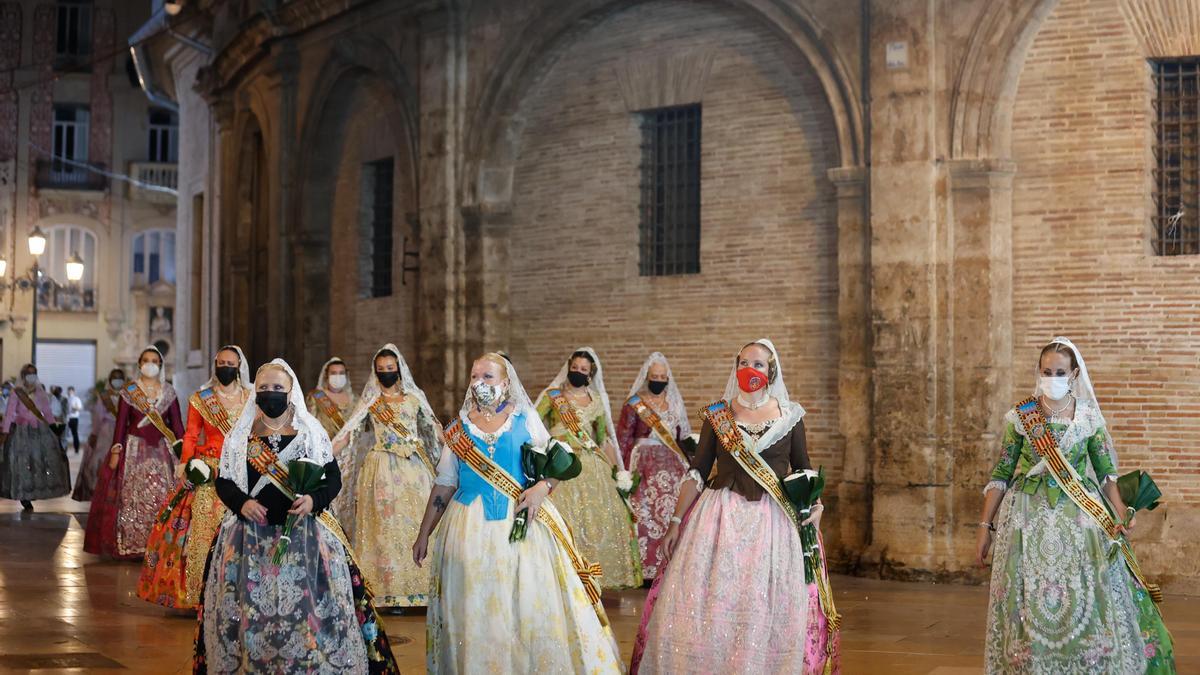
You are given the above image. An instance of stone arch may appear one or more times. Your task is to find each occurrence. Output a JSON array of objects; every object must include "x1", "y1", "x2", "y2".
[
  {"x1": 949, "y1": 0, "x2": 1060, "y2": 159},
  {"x1": 462, "y1": 0, "x2": 863, "y2": 210},
  {"x1": 290, "y1": 37, "x2": 421, "y2": 382}
]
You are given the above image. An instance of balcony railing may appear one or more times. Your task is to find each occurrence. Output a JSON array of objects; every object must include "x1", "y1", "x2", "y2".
[
  {"x1": 129, "y1": 162, "x2": 178, "y2": 203},
  {"x1": 35, "y1": 159, "x2": 107, "y2": 191}
]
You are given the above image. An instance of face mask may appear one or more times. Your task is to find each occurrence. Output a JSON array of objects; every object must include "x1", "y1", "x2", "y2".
[
  {"x1": 23, "y1": 374, "x2": 38, "y2": 386},
  {"x1": 141, "y1": 362, "x2": 161, "y2": 379},
  {"x1": 256, "y1": 391, "x2": 289, "y2": 419},
  {"x1": 647, "y1": 379, "x2": 669, "y2": 395},
  {"x1": 376, "y1": 371, "x2": 401, "y2": 389},
  {"x1": 215, "y1": 366, "x2": 239, "y2": 386},
  {"x1": 736, "y1": 367, "x2": 769, "y2": 393},
  {"x1": 472, "y1": 380, "x2": 504, "y2": 407},
  {"x1": 111, "y1": 378, "x2": 125, "y2": 389},
  {"x1": 1039, "y1": 376, "x2": 1072, "y2": 400},
  {"x1": 567, "y1": 371, "x2": 590, "y2": 388},
  {"x1": 327, "y1": 374, "x2": 347, "y2": 391}
]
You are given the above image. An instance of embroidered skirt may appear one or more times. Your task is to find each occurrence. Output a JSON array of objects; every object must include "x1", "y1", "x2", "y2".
[
  {"x1": 0, "y1": 424, "x2": 70, "y2": 501},
  {"x1": 550, "y1": 448, "x2": 642, "y2": 590}
]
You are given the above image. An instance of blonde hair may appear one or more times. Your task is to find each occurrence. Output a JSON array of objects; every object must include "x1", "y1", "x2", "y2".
[
  {"x1": 476, "y1": 353, "x2": 511, "y2": 382},
  {"x1": 738, "y1": 341, "x2": 778, "y2": 383},
  {"x1": 255, "y1": 363, "x2": 294, "y2": 387}
]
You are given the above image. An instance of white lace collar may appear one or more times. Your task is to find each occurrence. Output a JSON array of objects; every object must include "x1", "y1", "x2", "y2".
[
  {"x1": 462, "y1": 410, "x2": 516, "y2": 439},
  {"x1": 1005, "y1": 398, "x2": 1105, "y2": 451}
]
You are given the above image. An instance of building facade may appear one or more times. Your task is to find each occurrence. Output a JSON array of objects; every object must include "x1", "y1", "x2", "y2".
[
  {"x1": 159, "y1": 0, "x2": 1200, "y2": 588},
  {"x1": 0, "y1": 0, "x2": 179, "y2": 401}
]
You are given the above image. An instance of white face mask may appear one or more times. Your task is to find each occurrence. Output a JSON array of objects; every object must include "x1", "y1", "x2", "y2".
[
  {"x1": 23, "y1": 374, "x2": 37, "y2": 386},
  {"x1": 141, "y1": 362, "x2": 161, "y2": 379},
  {"x1": 327, "y1": 374, "x2": 347, "y2": 391},
  {"x1": 1039, "y1": 376, "x2": 1072, "y2": 401},
  {"x1": 471, "y1": 380, "x2": 505, "y2": 408},
  {"x1": 111, "y1": 379, "x2": 125, "y2": 389}
]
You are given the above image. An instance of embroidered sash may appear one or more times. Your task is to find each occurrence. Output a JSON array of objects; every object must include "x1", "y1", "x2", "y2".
[
  {"x1": 547, "y1": 389, "x2": 607, "y2": 460},
  {"x1": 310, "y1": 389, "x2": 348, "y2": 431},
  {"x1": 700, "y1": 401, "x2": 842, "y2": 637},
  {"x1": 190, "y1": 388, "x2": 237, "y2": 436},
  {"x1": 629, "y1": 395, "x2": 688, "y2": 464},
  {"x1": 246, "y1": 437, "x2": 352, "y2": 552},
  {"x1": 123, "y1": 383, "x2": 178, "y2": 445},
  {"x1": 444, "y1": 419, "x2": 608, "y2": 624},
  {"x1": 100, "y1": 391, "x2": 119, "y2": 419},
  {"x1": 1013, "y1": 397, "x2": 1163, "y2": 603},
  {"x1": 370, "y1": 397, "x2": 436, "y2": 476},
  {"x1": 14, "y1": 388, "x2": 51, "y2": 427}
]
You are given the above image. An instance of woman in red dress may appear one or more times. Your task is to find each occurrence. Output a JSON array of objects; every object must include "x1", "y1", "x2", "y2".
[
  {"x1": 137, "y1": 346, "x2": 251, "y2": 608},
  {"x1": 84, "y1": 346, "x2": 184, "y2": 559}
]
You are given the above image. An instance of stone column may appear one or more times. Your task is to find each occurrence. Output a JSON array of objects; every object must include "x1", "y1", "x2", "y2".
[{"x1": 828, "y1": 166, "x2": 873, "y2": 564}]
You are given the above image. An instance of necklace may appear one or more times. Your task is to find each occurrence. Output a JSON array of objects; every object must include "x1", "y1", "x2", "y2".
[
  {"x1": 736, "y1": 393, "x2": 770, "y2": 410},
  {"x1": 1041, "y1": 394, "x2": 1073, "y2": 417},
  {"x1": 261, "y1": 412, "x2": 291, "y2": 433}
]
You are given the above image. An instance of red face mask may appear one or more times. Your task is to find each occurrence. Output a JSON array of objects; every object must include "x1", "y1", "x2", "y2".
[{"x1": 736, "y1": 367, "x2": 769, "y2": 393}]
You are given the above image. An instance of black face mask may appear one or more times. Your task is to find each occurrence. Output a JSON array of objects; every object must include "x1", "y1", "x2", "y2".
[
  {"x1": 567, "y1": 371, "x2": 590, "y2": 388},
  {"x1": 256, "y1": 391, "x2": 289, "y2": 419},
  {"x1": 647, "y1": 379, "x2": 669, "y2": 395},
  {"x1": 215, "y1": 366, "x2": 240, "y2": 386},
  {"x1": 376, "y1": 371, "x2": 401, "y2": 388}
]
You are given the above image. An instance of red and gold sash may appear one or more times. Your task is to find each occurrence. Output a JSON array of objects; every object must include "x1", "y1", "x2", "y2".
[
  {"x1": 14, "y1": 388, "x2": 51, "y2": 427},
  {"x1": 1014, "y1": 397, "x2": 1163, "y2": 603},
  {"x1": 123, "y1": 383, "x2": 178, "y2": 445},
  {"x1": 547, "y1": 388, "x2": 606, "y2": 460},
  {"x1": 246, "y1": 437, "x2": 350, "y2": 550},
  {"x1": 700, "y1": 400, "x2": 842, "y2": 642},
  {"x1": 100, "y1": 390, "x2": 119, "y2": 419},
  {"x1": 191, "y1": 388, "x2": 238, "y2": 436},
  {"x1": 310, "y1": 389, "x2": 348, "y2": 431},
  {"x1": 628, "y1": 394, "x2": 688, "y2": 463},
  {"x1": 444, "y1": 418, "x2": 608, "y2": 624},
  {"x1": 370, "y1": 397, "x2": 436, "y2": 476}
]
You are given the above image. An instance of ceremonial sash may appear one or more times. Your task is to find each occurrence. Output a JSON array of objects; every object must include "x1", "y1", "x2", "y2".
[
  {"x1": 123, "y1": 383, "x2": 178, "y2": 446},
  {"x1": 246, "y1": 437, "x2": 354, "y2": 553},
  {"x1": 369, "y1": 397, "x2": 436, "y2": 476},
  {"x1": 443, "y1": 419, "x2": 608, "y2": 625},
  {"x1": 100, "y1": 391, "x2": 119, "y2": 419},
  {"x1": 1013, "y1": 397, "x2": 1163, "y2": 603},
  {"x1": 628, "y1": 395, "x2": 688, "y2": 464},
  {"x1": 14, "y1": 388, "x2": 51, "y2": 428},
  {"x1": 190, "y1": 388, "x2": 237, "y2": 436},
  {"x1": 700, "y1": 401, "x2": 842, "y2": 644},
  {"x1": 310, "y1": 389, "x2": 347, "y2": 431},
  {"x1": 547, "y1": 389, "x2": 607, "y2": 460}
]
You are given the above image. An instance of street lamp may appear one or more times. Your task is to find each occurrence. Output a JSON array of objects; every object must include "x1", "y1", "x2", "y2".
[{"x1": 0, "y1": 228, "x2": 86, "y2": 364}]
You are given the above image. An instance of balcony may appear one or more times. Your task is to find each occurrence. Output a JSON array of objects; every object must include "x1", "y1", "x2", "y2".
[
  {"x1": 35, "y1": 159, "x2": 107, "y2": 191},
  {"x1": 129, "y1": 162, "x2": 179, "y2": 204}
]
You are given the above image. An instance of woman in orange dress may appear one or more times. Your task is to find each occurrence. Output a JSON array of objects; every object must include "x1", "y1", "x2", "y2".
[{"x1": 137, "y1": 346, "x2": 251, "y2": 609}]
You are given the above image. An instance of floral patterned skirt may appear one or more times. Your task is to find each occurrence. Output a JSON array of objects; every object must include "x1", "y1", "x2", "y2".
[
  {"x1": 351, "y1": 449, "x2": 433, "y2": 607},
  {"x1": 0, "y1": 424, "x2": 70, "y2": 501},
  {"x1": 628, "y1": 442, "x2": 688, "y2": 580},
  {"x1": 985, "y1": 488, "x2": 1175, "y2": 674},
  {"x1": 637, "y1": 488, "x2": 810, "y2": 674},
  {"x1": 427, "y1": 498, "x2": 623, "y2": 674},
  {"x1": 196, "y1": 515, "x2": 398, "y2": 674},
  {"x1": 550, "y1": 447, "x2": 642, "y2": 590},
  {"x1": 137, "y1": 463, "x2": 225, "y2": 609}
]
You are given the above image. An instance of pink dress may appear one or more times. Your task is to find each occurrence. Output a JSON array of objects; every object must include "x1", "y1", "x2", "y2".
[{"x1": 616, "y1": 399, "x2": 689, "y2": 580}]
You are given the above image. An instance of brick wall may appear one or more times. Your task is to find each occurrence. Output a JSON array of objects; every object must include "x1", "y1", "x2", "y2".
[
  {"x1": 1012, "y1": 0, "x2": 1200, "y2": 508},
  {"x1": 505, "y1": 1, "x2": 844, "y2": 477}
]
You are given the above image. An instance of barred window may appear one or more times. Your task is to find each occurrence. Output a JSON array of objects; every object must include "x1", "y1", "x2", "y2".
[
  {"x1": 638, "y1": 104, "x2": 701, "y2": 275},
  {"x1": 1152, "y1": 58, "x2": 1200, "y2": 256},
  {"x1": 360, "y1": 158, "x2": 394, "y2": 298}
]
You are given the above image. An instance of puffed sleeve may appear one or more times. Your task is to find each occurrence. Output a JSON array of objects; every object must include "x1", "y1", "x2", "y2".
[
  {"x1": 1088, "y1": 426, "x2": 1119, "y2": 486},
  {"x1": 984, "y1": 422, "x2": 1024, "y2": 494},
  {"x1": 685, "y1": 419, "x2": 718, "y2": 490},
  {"x1": 434, "y1": 442, "x2": 459, "y2": 488}
]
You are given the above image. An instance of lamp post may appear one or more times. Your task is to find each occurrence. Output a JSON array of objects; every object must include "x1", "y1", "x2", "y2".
[{"x1": 0, "y1": 227, "x2": 85, "y2": 366}]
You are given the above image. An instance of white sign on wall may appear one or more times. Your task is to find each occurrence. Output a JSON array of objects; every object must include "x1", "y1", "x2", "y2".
[{"x1": 886, "y1": 42, "x2": 909, "y2": 70}]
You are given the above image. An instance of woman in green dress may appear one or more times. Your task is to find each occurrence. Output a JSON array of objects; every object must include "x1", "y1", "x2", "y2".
[
  {"x1": 535, "y1": 347, "x2": 642, "y2": 590},
  {"x1": 977, "y1": 337, "x2": 1174, "y2": 674}
]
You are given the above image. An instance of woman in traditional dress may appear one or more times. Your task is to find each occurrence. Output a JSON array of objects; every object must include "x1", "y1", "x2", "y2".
[
  {"x1": 330, "y1": 344, "x2": 442, "y2": 608},
  {"x1": 0, "y1": 363, "x2": 70, "y2": 510},
  {"x1": 535, "y1": 347, "x2": 642, "y2": 590},
  {"x1": 307, "y1": 357, "x2": 356, "y2": 440},
  {"x1": 72, "y1": 369, "x2": 125, "y2": 501},
  {"x1": 194, "y1": 359, "x2": 398, "y2": 674},
  {"x1": 635, "y1": 339, "x2": 838, "y2": 674},
  {"x1": 977, "y1": 338, "x2": 1175, "y2": 673},
  {"x1": 137, "y1": 346, "x2": 251, "y2": 609},
  {"x1": 84, "y1": 345, "x2": 183, "y2": 559},
  {"x1": 617, "y1": 352, "x2": 693, "y2": 581},
  {"x1": 413, "y1": 352, "x2": 623, "y2": 673}
]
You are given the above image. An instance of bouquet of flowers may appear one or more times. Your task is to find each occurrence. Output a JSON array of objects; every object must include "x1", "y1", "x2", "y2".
[
  {"x1": 1117, "y1": 470, "x2": 1162, "y2": 523},
  {"x1": 781, "y1": 467, "x2": 826, "y2": 584},
  {"x1": 272, "y1": 458, "x2": 327, "y2": 564},
  {"x1": 510, "y1": 440, "x2": 581, "y2": 542},
  {"x1": 612, "y1": 466, "x2": 642, "y2": 499},
  {"x1": 157, "y1": 458, "x2": 215, "y2": 524}
]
